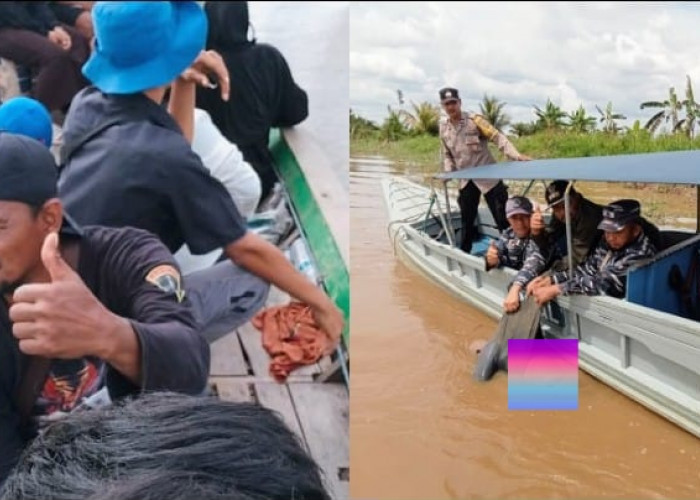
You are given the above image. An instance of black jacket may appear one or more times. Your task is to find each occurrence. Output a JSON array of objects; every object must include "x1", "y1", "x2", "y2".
[
  {"x1": 0, "y1": 2, "x2": 58, "y2": 35},
  {"x1": 196, "y1": 1, "x2": 308, "y2": 151}
]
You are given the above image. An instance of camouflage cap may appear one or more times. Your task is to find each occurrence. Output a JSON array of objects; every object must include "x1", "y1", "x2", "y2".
[
  {"x1": 598, "y1": 199, "x2": 641, "y2": 232},
  {"x1": 505, "y1": 196, "x2": 533, "y2": 217}
]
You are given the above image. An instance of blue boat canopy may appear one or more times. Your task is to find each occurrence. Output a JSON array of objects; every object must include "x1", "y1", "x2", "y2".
[{"x1": 435, "y1": 149, "x2": 700, "y2": 185}]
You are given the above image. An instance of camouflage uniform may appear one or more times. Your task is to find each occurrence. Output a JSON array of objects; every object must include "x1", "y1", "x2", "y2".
[
  {"x1": 552, "y1": 231, "x2": 656, "y2": 298},
  {"x1": 487, "y1": 228, "x2": 546, "y2": 289}
]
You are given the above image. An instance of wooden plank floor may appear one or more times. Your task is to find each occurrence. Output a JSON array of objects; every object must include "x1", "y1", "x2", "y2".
[{"x1": 208, "y1": 287, "x2": 349, "y2": 500}]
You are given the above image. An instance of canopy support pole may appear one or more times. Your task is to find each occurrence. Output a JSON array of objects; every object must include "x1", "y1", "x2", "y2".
[{"x1": 564, "y1": 181, "x2": 575, "y2": 277}]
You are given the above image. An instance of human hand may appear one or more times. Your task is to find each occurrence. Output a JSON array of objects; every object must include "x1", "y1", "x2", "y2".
[
  {"x1": 178, "y1": 49, "x2": 230, "y2": 101},
  {"x1": 532, "y1": 284, "x2": 560, "y2": 306},
  {"x1": 486, "y1": 241, "x2": 499, "y2": 268},
  {"x1": 530, "y1": 203, "x2": 544, "y2": 235},
  {"x1": 503, "y1": 286, "x2": 521, "y2": 313},
  {"x1": 48, "y1": 26, "x2": 72, "y2": 50},
  {"x1": 311, "y1": 299, "x2": 344, "y2": 355},
  {"x1": 10, "y1": 233, "x2": 112, "y2": 358},
  {"x1": 526, "y1": 275, "x2": 551, "y2": 296}
]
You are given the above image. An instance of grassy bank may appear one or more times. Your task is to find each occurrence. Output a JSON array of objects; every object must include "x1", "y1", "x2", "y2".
[
  {"x1": 351, "y1": 130, "x2": 700, "y2": 229},
  {"x1": 351, "y1": 130, "x2": 700, "y2": 168}
]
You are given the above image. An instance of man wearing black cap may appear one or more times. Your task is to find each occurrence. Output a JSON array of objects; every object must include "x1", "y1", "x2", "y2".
[
  {"x1": 485, "y1": 196, "x2": 546, "y2": 313},
  {"x1": 438, "y1": 86, "x2": 532, "y2": 254},
  {"x1": 528, "y1": 199, "x2": 657, "y2": 305},
  {"x1": 0, "y1": 133, "x2": 209, "y2": 483},
  {"x1": 530, "y1": 180, "x2": 604, "y2": 271}
]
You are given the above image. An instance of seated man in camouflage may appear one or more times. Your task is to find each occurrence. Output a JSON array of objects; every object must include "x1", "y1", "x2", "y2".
[
  {"x1": 528, "y1": 199, "x2": 657, "y2": 304},
  {"x1": 485, "y1": 196, "x2": 546, "y2": 313}
]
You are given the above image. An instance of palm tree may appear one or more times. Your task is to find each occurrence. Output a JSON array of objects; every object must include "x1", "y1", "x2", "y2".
[
  {"x1": 596, "y1": 101, "x2": 626, "y2": 134},
  {"x1": 640, "y1": 87, "x2": 683, "y2": 134},
  {"x1": 399, "y1": 101, "x2": 440, "y2": 136},
  {"x1": 676, "y1": 75, "x2": 700, "y2": 138},
  {"x1": 567, "y1": 105, "x2": 596, "y2": 133},
  {"x1": 479, "y1": 94, "x2": 510, "y2": 131},
  {"x1": 533, "y1": 99, "x2": 567, "y2": 130}
]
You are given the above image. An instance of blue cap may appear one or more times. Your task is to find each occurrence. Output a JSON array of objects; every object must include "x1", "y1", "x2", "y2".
[{"x1": 0, "y1": 97, "x2": 53, "y2": 147}]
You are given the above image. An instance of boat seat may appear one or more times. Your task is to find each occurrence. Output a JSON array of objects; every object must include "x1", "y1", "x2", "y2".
[
  {"x1": 658, "y1": 229, "x2": 696, "y2": 251},
  {"x1": 626, "y1": 233, "x2": 700, "y2": 319}
]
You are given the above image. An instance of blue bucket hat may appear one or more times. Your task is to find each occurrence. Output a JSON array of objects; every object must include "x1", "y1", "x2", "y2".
[
  {"x1": 0, "y1": 97, "x2": 53, "y2": 147},
  {"x1": 83, "y1": 1, "x2": 207, "y2": 94}
]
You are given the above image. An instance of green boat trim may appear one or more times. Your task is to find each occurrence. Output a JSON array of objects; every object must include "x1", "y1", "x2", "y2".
[{"x1": 269, "y1": 128, "x2": 350, "y2": 349}]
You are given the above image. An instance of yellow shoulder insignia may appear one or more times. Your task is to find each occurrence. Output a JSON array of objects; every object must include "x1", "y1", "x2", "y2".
[
  {"x1": 146, "y1": 264, "x2": 186, "y2": 303},
  {"x1": 471, "y1": 114, "x2": 499, "y2": 140}
]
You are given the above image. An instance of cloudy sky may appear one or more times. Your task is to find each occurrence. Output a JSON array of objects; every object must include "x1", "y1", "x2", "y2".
[{"x1": 350, "y1": 2, "x2": 700, "y2": 131}]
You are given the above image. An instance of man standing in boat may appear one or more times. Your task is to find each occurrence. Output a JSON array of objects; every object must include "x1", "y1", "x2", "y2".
[
  {"x1": 438, "y1": 87, "x2": 531, "y2": 254},
  {"x1": 528, "y1": 199, "x2": 657, "y2": 303}
]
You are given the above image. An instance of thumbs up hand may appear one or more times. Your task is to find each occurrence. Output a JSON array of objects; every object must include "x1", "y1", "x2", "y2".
[
  {"x1": 10, "y1": 232, "x2": 113, "y2": 359},
  {"x1": 485, "y1": 240, "x2": 500, "y2": 268},
  {"x1": 531, "y1": 203, "x2": 544, "y2": 235}
]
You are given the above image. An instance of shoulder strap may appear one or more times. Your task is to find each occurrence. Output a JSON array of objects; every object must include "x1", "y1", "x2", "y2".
[{"x1": 14, "y1": 356, "x2": 51, "y2": 425}]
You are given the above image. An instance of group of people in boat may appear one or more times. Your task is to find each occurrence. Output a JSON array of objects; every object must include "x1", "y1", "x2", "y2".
[
  {"x1": 438, "y1": 87, "x2": 660, "y2": 314},
  {"x1": 0, "y1": 1, "x2": 339, "y2": 496}
]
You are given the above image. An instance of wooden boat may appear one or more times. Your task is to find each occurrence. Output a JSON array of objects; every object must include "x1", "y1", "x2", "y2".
[
  {"x1": 203, "y1": 4, "x2": 349, "y2": 499},
  {"x1": 381, "y1": 150, "x2": 700, "y2": 439}
]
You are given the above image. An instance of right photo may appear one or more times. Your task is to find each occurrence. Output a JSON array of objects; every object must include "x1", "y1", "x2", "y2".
[{"x1": 350, "y1": 2, "x2": 700, "y2": 499}]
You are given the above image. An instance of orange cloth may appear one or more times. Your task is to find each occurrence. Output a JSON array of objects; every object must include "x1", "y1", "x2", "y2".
[{"x1": 252, "y1": 301, "x2": 332, "y2": 382}]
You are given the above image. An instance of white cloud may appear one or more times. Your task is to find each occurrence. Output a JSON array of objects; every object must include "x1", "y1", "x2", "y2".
[{"x1": 350, "y1": 2, "x2": 700, "y2": 130}]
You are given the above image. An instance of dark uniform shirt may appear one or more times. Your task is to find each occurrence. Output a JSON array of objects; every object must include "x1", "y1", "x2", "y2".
[
  {"x1": 488, "y1": 228, "x2": 546, "y2": 289},
  {"x1": 0, "y1": 225, "x2": 209, "y2": 484},
  {"x1": 58, "y1": 87, "x2": 247, "y2": 255},
  {"x1": 533, "y1": 196, "x2": 604, "y2": 271},
  {"x1": 552, "y1": 230, "x2": 656, "y2": 297}
]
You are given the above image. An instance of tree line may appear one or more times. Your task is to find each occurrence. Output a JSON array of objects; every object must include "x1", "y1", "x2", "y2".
[{"x1": 351, "y1": 75, "x2": 700, "y2": 142}]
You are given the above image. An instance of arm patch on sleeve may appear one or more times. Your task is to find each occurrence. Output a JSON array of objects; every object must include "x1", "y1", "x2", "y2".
[{"x1": 145, "y1": 265, "x2": 186, "y2": 303}]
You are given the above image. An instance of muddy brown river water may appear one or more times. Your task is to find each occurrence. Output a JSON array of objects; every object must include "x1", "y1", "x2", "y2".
[{"x1": 349, "y1": 156, "x2": 700, "y2": 499}]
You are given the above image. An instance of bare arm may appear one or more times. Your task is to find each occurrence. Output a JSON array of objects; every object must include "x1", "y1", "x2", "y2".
[
  {"x1": 168, "y1": 50, "x2": 231, "y2": 144},
  {"x1": 225, "y1": 232, "x2": 343, "y2": 346}
]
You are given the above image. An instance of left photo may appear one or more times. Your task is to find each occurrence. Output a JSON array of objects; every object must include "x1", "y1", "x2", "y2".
[{"x1": 0, "y1": 1, "x2": 349, "y2": 499}]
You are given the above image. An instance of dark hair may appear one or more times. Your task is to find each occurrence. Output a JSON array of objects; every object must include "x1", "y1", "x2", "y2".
[{"x1": 0, "y1": 392, "x2": 331, "y2": 500}]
